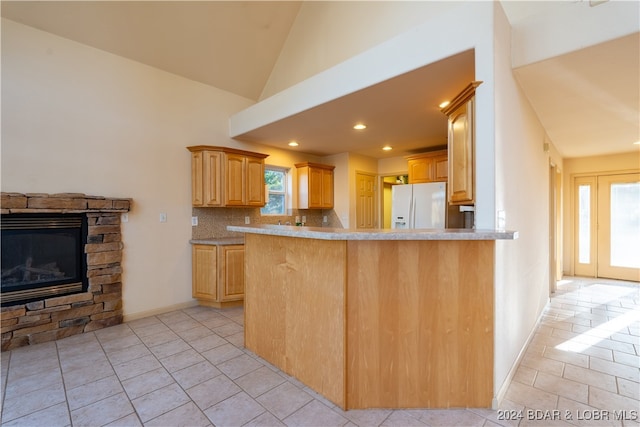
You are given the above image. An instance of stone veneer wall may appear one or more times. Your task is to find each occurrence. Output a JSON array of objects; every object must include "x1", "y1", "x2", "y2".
[{"x1": 1, "y1": 192, "x2": 132, "y2": 351}]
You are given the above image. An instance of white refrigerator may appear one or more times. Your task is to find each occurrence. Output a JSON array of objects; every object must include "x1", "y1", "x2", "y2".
[{"x1": 391, "y1": 182, "x2": 446, "y2": 229}]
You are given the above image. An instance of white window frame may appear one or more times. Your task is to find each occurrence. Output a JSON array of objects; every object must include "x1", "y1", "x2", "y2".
[{"x1": 261, "y1": 166, "x2": 288, "y2": 215}]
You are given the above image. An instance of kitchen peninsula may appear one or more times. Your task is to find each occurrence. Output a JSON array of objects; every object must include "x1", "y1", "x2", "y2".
[{"x1": 227, "y1": 224, "x2": 517, "y2": 410}]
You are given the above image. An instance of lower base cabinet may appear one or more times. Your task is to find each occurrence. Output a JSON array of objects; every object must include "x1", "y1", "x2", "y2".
[{"x1": 192, "y1": 243, "x2": 244, "y2": 308}]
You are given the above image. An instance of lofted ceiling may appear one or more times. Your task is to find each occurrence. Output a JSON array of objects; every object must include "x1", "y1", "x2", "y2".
[{"x1": 2, "y1": 1, "x2": 638, "y2": 159}]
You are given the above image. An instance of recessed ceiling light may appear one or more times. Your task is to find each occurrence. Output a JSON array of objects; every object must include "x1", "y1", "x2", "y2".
[
  {"x1": 288, "y1": 141, "x2": 299, "y2": 147},
  {"x1": 439, "y1": 101, "x2": 450, "y2": 109},
  {"x1": 353, "y1": 123, "x2": 367, "y2": 130},
  {"x1": 382, "y1": 146, "x2": 393, "y2": 151}
]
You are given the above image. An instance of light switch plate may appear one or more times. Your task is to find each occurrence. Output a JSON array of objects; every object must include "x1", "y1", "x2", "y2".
[
  {"x1": 159, "y1": 213, "x2": 167, "y2": 223},
  {"x1": 497, "y1": 210, "x2": 506, "y2": 230},
  {"x1": 121, "y1": 213, "x2": 129, "y2": 223},
  {"x1": 245, "y1": 216, "x2": 250, "y2": 224},
  {"x1": 191, "y1": 216, "x2": 198, "y2": 226}
]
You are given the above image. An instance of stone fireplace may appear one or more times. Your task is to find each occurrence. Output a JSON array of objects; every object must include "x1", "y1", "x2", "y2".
[{"x1": 1, "y1": 192, "x2": 132, "y2": 351}]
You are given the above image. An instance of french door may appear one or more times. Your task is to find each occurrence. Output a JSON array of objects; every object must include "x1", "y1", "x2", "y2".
[{"x1": 574, "y1": 173, "x2": 640, "y2": 281}]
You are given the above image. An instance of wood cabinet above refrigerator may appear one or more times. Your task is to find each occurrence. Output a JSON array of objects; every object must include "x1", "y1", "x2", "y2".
[{"x1": 406, "y1": 150, "x2": 448, "y2": 184}]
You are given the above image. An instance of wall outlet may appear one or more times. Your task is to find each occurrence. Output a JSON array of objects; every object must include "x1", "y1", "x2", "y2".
[
  {"x1": 191, "y1": 216, "x2": 198, "y2": 226},
  {"x1": 302, "y1": 216, "x2": 306, "y2": 223},
  {"x1": 121, "y1": 213, "x2": 129, "y2": 223},
  {"x1": 159, "y1": 213, "x2": 167, "y2": 223},
  {"x1": 323, "y1": 216, "x2": 328, "y2": 223},
  {"x1": 244, "y1": 216, "x2": 250, "y2": 224}
]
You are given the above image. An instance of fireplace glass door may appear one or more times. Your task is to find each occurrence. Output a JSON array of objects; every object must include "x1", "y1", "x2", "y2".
[{"x1": 1, "y1": 214, "x2": 88, "y2": 306}]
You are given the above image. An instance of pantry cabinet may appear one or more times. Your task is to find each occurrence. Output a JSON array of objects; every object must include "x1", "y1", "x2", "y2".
[
  {"x1": 441, "y1": 81, "x2": 482, "y2": 205},
  {"x1": 187, "y1": 146, "x2": 268, "y2": 207},
  {"x1": 407, "y1": 150, "x2": 448, "y2": 184},
  {"x1": 295, "y1": 162, "x2": 335, "y2": 209},
  {"x1": 192, "y1": 242, "x2": 244, "y2": 308}
]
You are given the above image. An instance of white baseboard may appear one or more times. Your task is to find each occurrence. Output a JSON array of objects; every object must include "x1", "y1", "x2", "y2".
[
  {"x1": 492, "y1": 297, "x2": 551, "y2": 409},
  {"x1": 123, "y1": 300, "x2": 200, "y2": 322}
]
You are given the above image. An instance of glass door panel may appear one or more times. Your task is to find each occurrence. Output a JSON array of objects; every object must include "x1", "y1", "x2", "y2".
[
  {"x1": 574, "y1": 177, "x2": 596, "y2": 277},
  {"x1": 597, "y1": 173, "x2": 640, "y2": 281}
]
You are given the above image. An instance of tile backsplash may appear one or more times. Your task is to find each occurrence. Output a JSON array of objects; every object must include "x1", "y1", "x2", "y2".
[{"x1": 191, "y1": 207, "x2": 342, "y2": 239}]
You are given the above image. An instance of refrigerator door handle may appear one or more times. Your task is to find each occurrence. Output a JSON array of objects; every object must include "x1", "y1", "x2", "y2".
[
  {"x1": 413, "y1": 198, "x2": 417, "y2": 228},
  {"x1": 410, "y1": 197, "x2": 415, "y2": 228}
]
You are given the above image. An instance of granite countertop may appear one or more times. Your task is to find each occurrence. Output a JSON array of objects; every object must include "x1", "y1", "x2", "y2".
[
  {"x1": 189, "y1": 237, "x2": 244, "y2": 245},
  {"x1": 227, "y1": 224, "x2": 518, "y2": 241}
]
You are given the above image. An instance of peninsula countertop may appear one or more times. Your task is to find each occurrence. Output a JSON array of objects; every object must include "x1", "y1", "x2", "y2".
[
  {"x1": 227, "y1": 224, "x2": 518, "y2": 241},
  {"x1": 189, "y1": 237, "x2": 244, "y2": 245}
]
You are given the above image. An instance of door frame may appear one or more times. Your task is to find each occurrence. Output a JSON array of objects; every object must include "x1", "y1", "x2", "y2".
[
  {"x1": 549, "y1": 161, "x2": 562, "y2": 293},
  {"x1": 570, "y1": 169, "x2": 640, "y2": 280},
  {"x1": 378, "y1": 173, "x2": 408, "y2": 229}
]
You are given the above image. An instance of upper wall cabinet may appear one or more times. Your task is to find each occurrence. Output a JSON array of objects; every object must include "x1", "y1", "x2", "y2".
[
  {"x1": 441, "y1": 81, "x2": 482, "y2": 205},
  {"x1": 407, "y1": 150, "x2": 448, "y2": 184},
  {"x1": 187, "y1": 146, "x2": 269, "y2": 207},
  {"x1": 295, "y1": 162, "x2": 335, "y2": 209}
]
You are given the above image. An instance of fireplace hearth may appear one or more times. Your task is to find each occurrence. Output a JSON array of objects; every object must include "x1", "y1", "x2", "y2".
[{"x1": 1, "y1": 192, "x2": 131, "y2": 351}]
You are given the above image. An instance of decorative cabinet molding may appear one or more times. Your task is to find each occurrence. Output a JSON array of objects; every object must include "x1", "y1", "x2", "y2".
[
  {"x1": 192, "y1": 243, "x2": 244, "y2": 308},
  {"x1": 407, "y1": 150, "x2": 448, "y2": 184},
  {"x1": 295, "y1": 162, "x2": 335, "y2": 209},
  {"x1": 441, "y1": 81, "x2": 482, "y2": 205},
  {"x1": 187, "y1": 146, "x2": 268, "y2": 207}
]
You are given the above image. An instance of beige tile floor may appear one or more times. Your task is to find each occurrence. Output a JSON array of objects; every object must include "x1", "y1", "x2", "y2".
[{"x1": 1, "y1": 277, "x2": 638, "y2": 427}]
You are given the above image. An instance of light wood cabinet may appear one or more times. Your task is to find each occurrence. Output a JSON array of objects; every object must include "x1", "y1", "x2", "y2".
[
  {"x1": 407, "y1": 150, "x2": 448, "y2": 184},
  {"x1": 192, "y1": 243, "x2": 244, "y2": 308},
  {"x1": 441, "y1": 81, "x2": 482, "y2": 205},
  {"x1": 295, "y1": 162, "x2": 335, "y2": 209},
  {"x1": 187, "y1": 146, "x2": 268, "y2": 207}
]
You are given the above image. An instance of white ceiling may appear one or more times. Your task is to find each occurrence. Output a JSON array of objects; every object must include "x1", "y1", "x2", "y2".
[{"x1": 2, "y1": 1, "x2": 638, "y2": 159}]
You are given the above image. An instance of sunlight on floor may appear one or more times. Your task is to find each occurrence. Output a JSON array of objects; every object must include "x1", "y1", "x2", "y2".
[
  {"x1": 556, "y1": 309, "x2": 640, "y2": 353},
  {"x1": 553, "y1": 278, "x2": 640, "y2": 353}
]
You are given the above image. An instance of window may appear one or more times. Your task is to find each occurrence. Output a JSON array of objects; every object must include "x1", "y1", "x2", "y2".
[{"x1": 261, "y1": 167, "x2": 287, "y2": 215}]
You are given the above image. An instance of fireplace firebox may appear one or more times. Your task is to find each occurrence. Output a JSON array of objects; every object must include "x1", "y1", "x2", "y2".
[{"x1": 1, "y1": 213, "x2": 88, "y2": 306}]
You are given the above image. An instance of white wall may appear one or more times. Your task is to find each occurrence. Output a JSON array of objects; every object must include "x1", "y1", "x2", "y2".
[
  {"x1": 1, "y1": 19, "x2": 345, "y2": 320},
  {"x1": 492, "y1": 4, "x2": 552, "y2": 403},
  {"x1": 511, "y1": 0, "x2": 640, "y2": 68},
  {"x1": 1, "y1": 19, "x2": 256, "y2": 319},
  {"x1": 260, "y1": 1, "x2": 457, "y2": 99}
]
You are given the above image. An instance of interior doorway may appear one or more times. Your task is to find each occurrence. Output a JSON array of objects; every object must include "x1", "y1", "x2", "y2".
[
  {"x1": 549, "y1": 162, "x2": 561, "y2": 293},
  {"x1": 355, "y1": 172, "x2": 377, "y2": 229},
  {"x1": 379, "y1": 174, "x2": 408, "y2": 229},
  {"x1": 573, "y1": 172, "x2": 640, "y2": 281}
]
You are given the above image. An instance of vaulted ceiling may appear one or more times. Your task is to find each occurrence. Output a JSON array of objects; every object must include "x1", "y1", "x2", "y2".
[{"x1": 2, "y1": 1, "x2": 638, "y2": 159}]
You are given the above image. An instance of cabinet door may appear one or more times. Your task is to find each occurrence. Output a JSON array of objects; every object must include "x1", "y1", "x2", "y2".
[
  {"x1": 192, "y1": 245, "x2": 217, "y2": 301},
  {"x1": 245, "y1": 156, "x2": 265, "y2": 206},
  {"x1": 203, "y1": 151, "x2": 222, "y2": 206},
  {"x1": 219, "y1": 245, "x2": 244, "y2": 301},
  {"x1": 408, "y1": 158, "x2": 432, "y2": 184},
  {"x1": 321, "y1": 168, "x2": 334, "y2": 208},
  {"x1": 225, "y1": 154, "x2": 246, "y2": 206},
  {"x1": 448, "y1": 99, "x2": 474, "y2": 204},
  {"x1": 308, "y1": 167, "x2": 324, "y2": 208},
  {"x1": 191, "y1": 151, "x2": 204, "y2": 206},
  {"x1": 433, "y1": 154, "x2": 448, "y2": 182}
]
